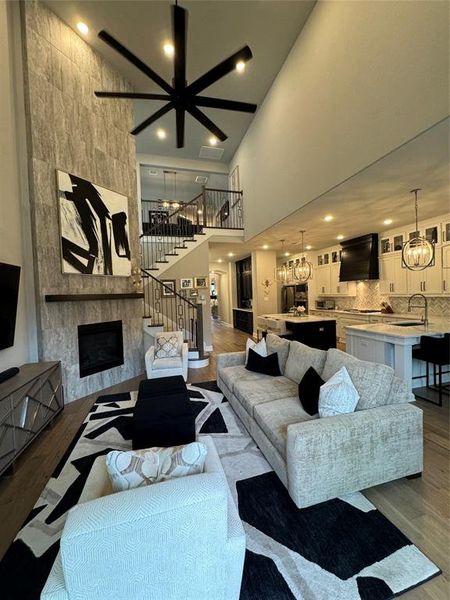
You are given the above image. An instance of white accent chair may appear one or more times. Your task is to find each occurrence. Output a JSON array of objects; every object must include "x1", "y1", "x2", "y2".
[
  {"x1": 145, "y1": 331, "x2": 188, "y2": 381},
  {"x1": 41, "y1": 436, "x2": 246, "y2": 600}
]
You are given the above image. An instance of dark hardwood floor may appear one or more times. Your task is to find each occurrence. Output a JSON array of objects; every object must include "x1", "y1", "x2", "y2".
[{"x1": 0, "y1": 320, "x2": 448, "y2": 599}]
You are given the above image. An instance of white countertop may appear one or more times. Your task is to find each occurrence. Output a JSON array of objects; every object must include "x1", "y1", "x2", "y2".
[
  {"x1": 346, "y1": 318, "x2": 450, "y2": 338},
  {"x1": 260, "y1": 313, "x2": 336, "y2": 323}
]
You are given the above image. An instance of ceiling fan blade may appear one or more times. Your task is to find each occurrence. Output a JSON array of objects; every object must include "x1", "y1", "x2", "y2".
[
  {"x1": 131, "y1": 102, "x2": 174, "y2": 135},
  {"x1": 186, "y1": 105, "x2": 227, "y2": 141},
  {"x1": 176, "y1": 108, "x2": 185, "y2": 148},
  {"x1": 98, "y1": 30, "x2": 173, "y2": 94},
  {"x1": 173, "y1": 4, "x2": 187, "y2": 93},
  {"x1": 194, "y1": 96, "x2": 257, "y2": 113},
  {"x1": 187, "y1": 46, "x2": 253, "y2": 96},
  {"x1": 95, "y1": 92, "x2": 171, "y2": 101}
]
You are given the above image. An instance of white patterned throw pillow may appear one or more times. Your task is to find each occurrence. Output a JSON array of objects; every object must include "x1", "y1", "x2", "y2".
[
  {"x1": 245, "y1": 337, "x2": 268, "y2": 363},
  {"x1": 318, "y1": 366, "x2": 360, "y2": 418},
  {"x1": 106, "y1": 442, "x2": 207, "y2": 493},
  {"x1": 155, "y1": 334, "x2": 181, "y2": 359}
]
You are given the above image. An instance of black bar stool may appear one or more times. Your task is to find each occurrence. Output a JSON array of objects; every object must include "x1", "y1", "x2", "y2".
[{"x1": 412, "y1": 333, "x2": 450, "y2": 407}]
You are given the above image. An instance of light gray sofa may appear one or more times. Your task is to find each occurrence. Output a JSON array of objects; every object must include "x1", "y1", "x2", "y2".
[{"x1": 217, "y1": 333, "x2": 423, "y2": 509}]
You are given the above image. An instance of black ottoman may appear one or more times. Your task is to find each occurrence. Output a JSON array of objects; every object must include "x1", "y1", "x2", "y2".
[{"x1": 132, "y1": 376, "x2": 195, "y2": 450}]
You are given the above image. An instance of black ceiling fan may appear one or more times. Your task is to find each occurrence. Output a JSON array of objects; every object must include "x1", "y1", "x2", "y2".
[{"x1": 94, "y1": 1, "x2": 257, "y2": 148}]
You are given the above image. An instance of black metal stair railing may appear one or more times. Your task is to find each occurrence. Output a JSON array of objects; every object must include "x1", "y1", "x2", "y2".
[
  {"x1": 142, "y1": 268, "x2": 204, "y2": 357},
  {"x1": 140, "y1": 188, "x2": 243, "y2": 271}
]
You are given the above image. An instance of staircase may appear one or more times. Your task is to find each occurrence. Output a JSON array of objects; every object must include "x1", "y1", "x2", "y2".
[{"x1": 140, "y1": 188, "x2": 244, "y2": 367}]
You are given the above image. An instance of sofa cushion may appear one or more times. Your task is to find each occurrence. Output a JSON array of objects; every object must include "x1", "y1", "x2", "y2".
[
  {"x1": 106, "y1": 442, "x2": 207, "y2": 493},
  {"x1": 318, "y1": 366, "x2": 359, "y2": 418},
  {"x1": 266, "y1": 333, "x2": 290, "y2": 374},
  {"x1": 322, "y1": 348, "x2": 395, "y2": 410},
  {"x1": 298, "y1": 366, "x2": 325, "y2": 415},
  {"x1": 245, "y1": 337, "x2": 267, "y2": 362},
  {"x1": 284, "y1": 340, "x2": 327, "y2": 384},
  {"x1": 219, "y1": 365, "x2": 270, "y2": 393},
  {"x1": 155, "y1": 333, "x2": 182, "y2": 358},
  {"x1": 246, "y1": 348, "x2": 281, "y2": 376},
  {"x1": 254, "y1": 397, "x2": 317, "y2": 457},
  {"x1": 234, "y1": 376, "x2": 298, "y2": 417}
]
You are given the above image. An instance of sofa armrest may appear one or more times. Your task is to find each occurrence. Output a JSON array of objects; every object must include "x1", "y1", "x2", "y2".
[
  {"x1": 144, "y1": 345, "x2": 155, "y2": 377},
  {"x1": 286, "y1": 404, "x2": 423, "y2": 508},
  {"x1": 217, "y1": 351, "x2": 246, "y2": 370},
  {"x1": 41, "y1": 553, "x2": 69, "y2": 600}
]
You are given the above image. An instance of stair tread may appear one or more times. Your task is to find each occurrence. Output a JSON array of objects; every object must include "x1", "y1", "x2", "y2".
[{"x1": 155, "y1": 260, "x2": 169, "y2": 263}]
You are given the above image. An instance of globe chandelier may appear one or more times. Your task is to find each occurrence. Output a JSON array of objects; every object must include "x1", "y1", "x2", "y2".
[
  {"x1": 293, "y1": 230, "x2": 313, "y2": 282},
  {"x1": 401, "y1": 188, "x2": 434, "y2": 271},
  {"x1": 274, "y1": 240, "x2": 292, "y2": 284}
]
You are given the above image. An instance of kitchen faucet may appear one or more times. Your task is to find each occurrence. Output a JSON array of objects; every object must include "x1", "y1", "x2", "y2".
[{"x1": 407, "y1": 293, "x2": 428, "y2": 329}]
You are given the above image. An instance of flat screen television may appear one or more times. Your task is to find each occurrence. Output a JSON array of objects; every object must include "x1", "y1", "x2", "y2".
[{"x1": 0, "y1": 262, "x2": 21, "y2": 351}]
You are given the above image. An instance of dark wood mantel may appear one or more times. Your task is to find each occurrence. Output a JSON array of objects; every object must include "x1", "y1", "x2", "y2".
[{"x1": 45, "y1": 293, "x2": 144, "y2": 303}]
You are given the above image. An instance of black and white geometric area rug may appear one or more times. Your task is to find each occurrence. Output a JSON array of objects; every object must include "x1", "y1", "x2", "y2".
[{"x1": 0, "y1": 382, "x2": 440, "y2": 600}]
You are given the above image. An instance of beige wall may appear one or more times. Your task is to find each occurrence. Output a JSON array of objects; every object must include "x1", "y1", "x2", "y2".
[
  {"x1": 251, "y1": 250, "x2": 278, "y2": 317},
  {"x1": 0, "y1": 0, "x2": 37, "y2": 371},
  {"x1": 162, "y1": 242, "x2": 213, "y2": 348},
  {"x1": 231, "y1": 0, "x2": 449, "y2": 240},
  {"x1": 209, "y1": 262, "x2": 232, "y2": 325}
]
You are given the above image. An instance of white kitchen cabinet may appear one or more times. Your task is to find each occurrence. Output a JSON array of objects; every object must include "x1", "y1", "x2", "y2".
[
  {"x1": 315, "y1": 266, "x2": 331, "y2": 296},
  {"x1": 379, "y1": 254, "x2": 408, "y2": 295},
  {"x1": 329, "y1": 263, "x2": 356, "y2": 296},
  {"x1": 442, "y1": 245, "x2": 450, "y2": 294},
  {"x1": 406, "y1": 255, "x2": 442, "y2": 295},
  {"x1": 442, "y1": 222, "x2": 450, "y2": 245}
]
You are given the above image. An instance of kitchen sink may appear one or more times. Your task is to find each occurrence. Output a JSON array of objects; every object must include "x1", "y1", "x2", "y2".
[{"x1": 389, "y1": 321, "x2": 423, "y2": 327}]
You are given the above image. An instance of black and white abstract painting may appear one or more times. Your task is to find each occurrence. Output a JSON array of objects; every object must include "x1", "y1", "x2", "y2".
[{"x1": 58, "y1": 171, "x2": 131, "y2": 276}]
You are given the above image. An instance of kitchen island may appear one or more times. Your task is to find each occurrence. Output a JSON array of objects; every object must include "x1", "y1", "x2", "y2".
[
  {"x1": 346, "y1": 318, "x2": 450, "y2": 390},
  {"x1": 257, "y1": 313, "x2": 336, "y2": 350}
]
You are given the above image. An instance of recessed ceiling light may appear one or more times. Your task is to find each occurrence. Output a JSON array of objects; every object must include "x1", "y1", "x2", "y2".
[
  {"x1": 156, "y1": 128, "x2": 166, "y2": 140},
  {"x1": 228, "y1": 252, "x2": 234, "y2": 257},
  {"x1": 236, "y1": 61, "x2": 245, "y2": 73},
  {"x1": 76, "y1": 22, "x2": 89, "y2": 35},
  {"x1": 209, "y1": 136, "x2": 217, "y2": 146},
  {"x1": 383, "y1": 218, "x2": 393, "y2": 225},
  {"x1": 163, "y1": 42, "x2": 174, "y2": 57},
  {"x1": 337, "y1": 234, "x2": 344, "y2": 240},
  {"x1": 262, "y1": 244, "x2": 269, "y2": 250},
  {"x1": 284, "y1": 252, "x2": 290, "y2": 257},
  {"x1": 217, "y1": 259, "x2": 223, "y2": 263},
  {"x1": 324, "y1": 215, "x2": 333, "y2": 222},
  {"x1": 305, "y1": 245, "x2": 312, "y2": 250}
]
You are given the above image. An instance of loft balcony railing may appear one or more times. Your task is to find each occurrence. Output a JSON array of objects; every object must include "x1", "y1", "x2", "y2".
[{"x1": 140, "y1": 187, "x2": 243, "y2": 271}]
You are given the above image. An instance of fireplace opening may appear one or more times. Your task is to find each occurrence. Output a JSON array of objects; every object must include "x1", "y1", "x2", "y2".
[{"x1": 78, "y1": 320, "x2": 124, "y2": 378}]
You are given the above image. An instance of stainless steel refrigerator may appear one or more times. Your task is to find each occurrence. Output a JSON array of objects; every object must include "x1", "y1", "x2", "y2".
[{"x1": 282, "y1": 284, "x2": 308, "y2": 313}]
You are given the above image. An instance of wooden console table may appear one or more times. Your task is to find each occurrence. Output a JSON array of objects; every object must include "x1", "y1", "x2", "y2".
[{"x1": 0, "y1": 362, "x2": 64, "y2": 476}]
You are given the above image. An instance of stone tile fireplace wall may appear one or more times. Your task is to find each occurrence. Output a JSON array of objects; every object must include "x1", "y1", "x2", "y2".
[{"x1": 22, "y1": 1, "x2": 143, "y2": 401}]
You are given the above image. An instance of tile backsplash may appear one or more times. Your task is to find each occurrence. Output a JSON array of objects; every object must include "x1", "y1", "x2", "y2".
[{"x1": 328, "y1": 281, "x2": 450, "y2": 316}]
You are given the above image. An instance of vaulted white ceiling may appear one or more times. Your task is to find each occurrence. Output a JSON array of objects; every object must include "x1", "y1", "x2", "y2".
[
  {"x1": 45, "y1": 0, "x2": 315, "y2": 163},
  {"x1": 209, "y1": 119, "x2": 450, "y2": 261}
]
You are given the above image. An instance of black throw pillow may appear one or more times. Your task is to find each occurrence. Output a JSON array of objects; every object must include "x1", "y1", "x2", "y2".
[
  {"x1": 245, "y1": 348, "x2": 281, "y2": 377},
  {"x1": 298, "y1": 366, "x2": 325, "y2": 415}
]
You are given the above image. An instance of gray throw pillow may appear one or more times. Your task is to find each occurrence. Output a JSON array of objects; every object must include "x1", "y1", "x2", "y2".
[
  {"x1": 322, "y1": 348, "x2": 394, "y2": 410},
  {"x1": 266, "y1": 333, "x2": 290, "y2": 374},
  {"x1": 319, "y1": 366, "x2": 359, "y2": 418},
  {"x1": 284, "y1": 340, "x2": 327, "y2": 384}
]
